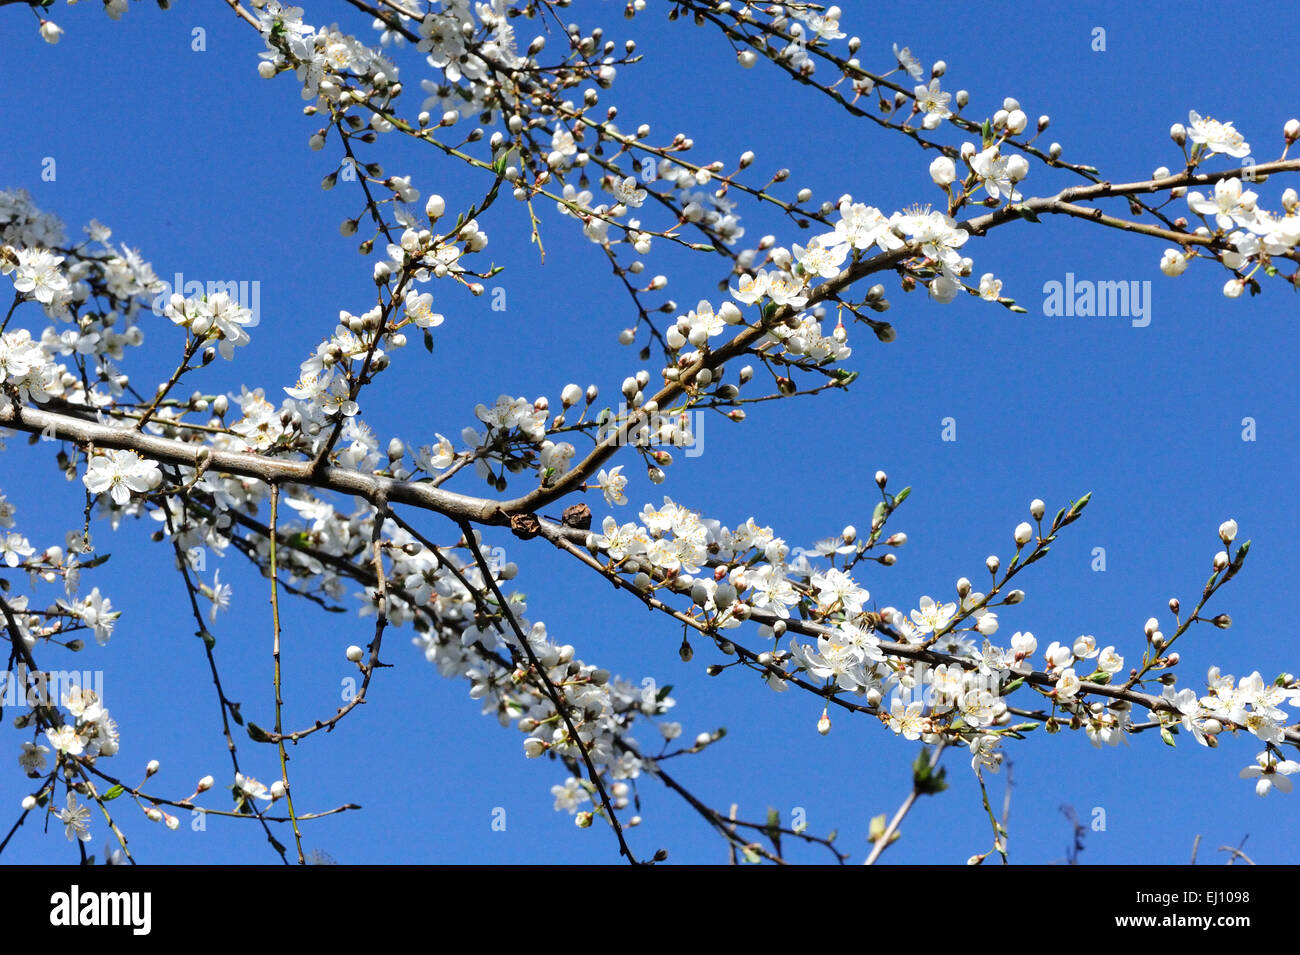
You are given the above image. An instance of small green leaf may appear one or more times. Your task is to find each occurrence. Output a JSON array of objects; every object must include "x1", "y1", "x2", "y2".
[
  {"x1": 103, "y1": 784, "x2": 125, "y2": 801},
  {"x1": 247, "y1": 722, "x2": 272, "y2": 743}
]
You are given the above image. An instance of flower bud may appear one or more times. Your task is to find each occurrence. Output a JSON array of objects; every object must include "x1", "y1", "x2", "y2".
[
  {"x1": 1170, "y1": 123, "x2": 1187, "y2": 146},
  {"x1": 816, "y1": 709, "x2": 831, "y2": 735},
  {"x1": 986, "y1": 555, "x2": 999, "y2": 574},
  {"x1": 1217, "y1": 519, "x2": 1238, "y2": 544},
  {"x1": 346, "y1": 645, "x2": 364, "y2": 663},
  {"x1": 1013, "y1": 522, "x2": 1033, "y2": 546},
  {"x1": 146, "y1": 760, "x2": 160, "y2": 777},
  {"x1": 1160, "y1": 249, "x2": 1188, "y2": 276},
  {"x1": 1029, "y1": 499, "x2": 1045, "y2": 521},
  {"x1": 929, "y1": 156, "x2": 957, "y2": 186},
  {"x1": 197, "y1": 775, "x2": 214, "y2": 792},
  {"x1": 718, "y1": 301, "x2": 743, "y2": 324}
]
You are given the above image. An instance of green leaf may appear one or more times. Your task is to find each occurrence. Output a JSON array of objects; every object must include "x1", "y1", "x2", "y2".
[
  {"x1": 892, "y1": 486, "x2": 911, "y2": 506},
  {"x1": 655, "y1": 683, "x2": 673, "y2": 702},
  {"x1": 912, "y1": 746, "x2": 949, "y2": 795},
  {"x1": 247, "y1": 722, "x2": 273, "y2": 743},
  {"x1": 1160, "y1": 726, "x2": 1176, "y2": 747},
  {"x1": 764, "y1": 807, "x2": 781, "y2": 841},
  {"x1": 1010, "y1": 204, "x2": 1040, "y2": 223},
  {"x1": 102, "y1": 784, "x2": 125, "y2": 801},
  {"x1": 423, "y1": 328, "x2": 434, "y2": 353}
]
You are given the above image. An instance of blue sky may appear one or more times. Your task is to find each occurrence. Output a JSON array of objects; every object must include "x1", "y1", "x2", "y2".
[{"x1": 2, "y1": 0, "x2": 1298, "y2": 865}]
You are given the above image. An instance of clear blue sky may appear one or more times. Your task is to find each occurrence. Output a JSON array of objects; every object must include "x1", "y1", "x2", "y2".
[{"x1": 2, "y1": 0, "x2": 1298, "y2": 864}]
